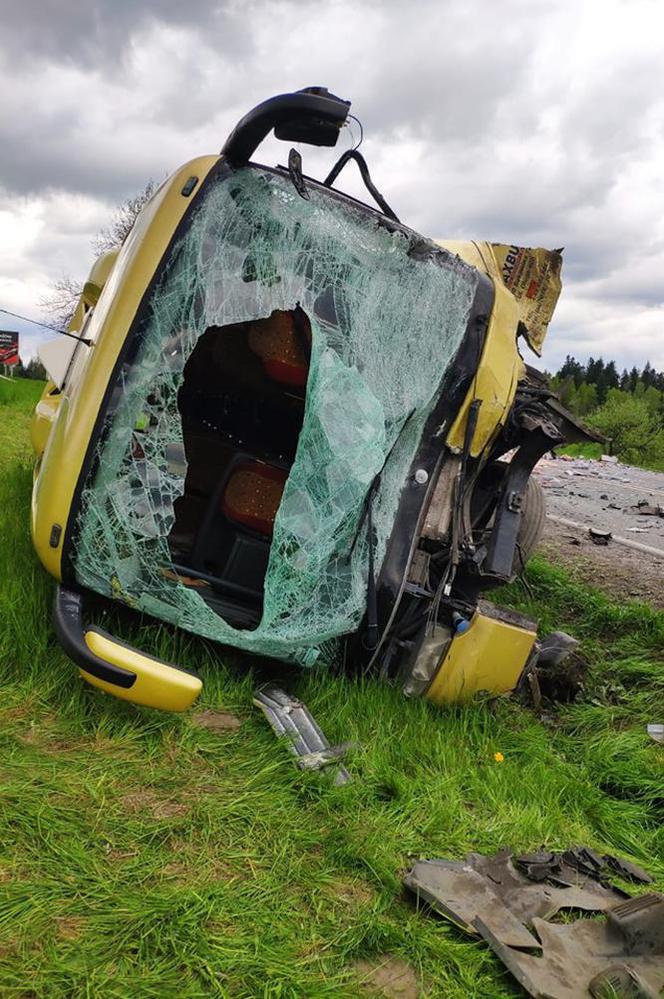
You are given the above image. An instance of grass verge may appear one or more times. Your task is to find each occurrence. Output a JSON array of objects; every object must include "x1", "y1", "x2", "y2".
[{"x1": 1, "y1": 381, "x2": 662, "y2": 998}]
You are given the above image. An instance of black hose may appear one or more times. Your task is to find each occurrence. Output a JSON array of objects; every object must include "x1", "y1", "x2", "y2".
[{"x1": 323, "y1": 150, "x2": 400, "y2": 222}]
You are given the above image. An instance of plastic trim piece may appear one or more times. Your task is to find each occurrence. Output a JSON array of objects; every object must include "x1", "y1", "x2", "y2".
[
  {"x1": 53, "y1": 586, "x2": 202, "y2": 713},
  {"x1": 253, "y1": 686, "x2": 352, "y2": 785},
  {"x1": 52, "y1": 585, "x2": 136, "y2": 688}
]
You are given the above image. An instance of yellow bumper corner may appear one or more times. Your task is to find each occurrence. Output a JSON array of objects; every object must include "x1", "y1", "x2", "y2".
[{"x1": 82, "y1": 629, "x2": 202, "y2": 712}]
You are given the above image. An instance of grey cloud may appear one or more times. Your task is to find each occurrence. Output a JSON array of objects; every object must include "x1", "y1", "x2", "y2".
[
  {"x1": 2, "y1": 0, "x2": 664, "y2": 371},
  {"x1": 1, "y1": 0, "x2": 252, "y2": 67}
]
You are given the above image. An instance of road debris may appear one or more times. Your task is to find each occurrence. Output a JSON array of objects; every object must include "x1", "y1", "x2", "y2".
[
  {"x1": 630, "y1": 500, "x2": 664, "y2": 517},
  {"x1": 647, "y1": 723, "x2": 664, "y2": 744},
  {"x1": 534, "y1": 457, "x2": 664, "y2": 563},
  {"x1": 589, "y1": 527, "x2": 612, "y2": 545},
  {"x1": 532, "y1": 631, "x2": 584, "y2": 703}
]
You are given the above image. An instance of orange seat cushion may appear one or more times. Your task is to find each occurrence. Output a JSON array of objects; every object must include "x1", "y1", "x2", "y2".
[
  {"x1": 248, "y1": 311, "x2": 310, "y2": 387},
  {"x1": 222, "y1": 462, "x2": 288, "y2": 536}
]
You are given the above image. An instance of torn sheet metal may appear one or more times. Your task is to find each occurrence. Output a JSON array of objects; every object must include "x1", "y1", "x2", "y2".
[
  {"x1": 491, "y1": 243, "x2": 562, "y2": 355},
  {"x1": 405, "y1": 850, "x2": 664, "y2": 998},
  {"x1": 253, "y1": 686, "x2": 352, "y2": 785},
  {"x1": 434, "y1": 240, "x2": 562, "y2": 355},
  {"x1": 476, "y1": 893, "x2": 664, "y2": 999},
  {"x1": 404, "y1": 850, "x2": 626, "y2": 947}
]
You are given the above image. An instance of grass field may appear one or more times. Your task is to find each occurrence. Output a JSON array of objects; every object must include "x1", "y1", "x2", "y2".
[{"x1": 1, "y1": 379, "x2": 663, "y2": 998}]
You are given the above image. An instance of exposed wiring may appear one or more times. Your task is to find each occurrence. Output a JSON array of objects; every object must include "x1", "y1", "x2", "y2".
[
  {"x1": 347, "y1": 113, "x2": 364, "y2": 150},
  {"x1": 515, "y1": 542, "x2": 535, "y2": 599}
]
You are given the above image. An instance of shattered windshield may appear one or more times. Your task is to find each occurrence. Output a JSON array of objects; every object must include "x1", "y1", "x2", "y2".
[{"x1": 73, "y1": 167, "x2": 479, "y2": 665}]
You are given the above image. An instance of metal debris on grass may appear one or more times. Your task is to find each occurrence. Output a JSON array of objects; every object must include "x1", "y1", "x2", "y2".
[
  {"x1": 405, "y1": 849, "x2": 664, "y2": 998},
  {"x1": 253, "y1": 686, "x2": 354, "y2": 785}
]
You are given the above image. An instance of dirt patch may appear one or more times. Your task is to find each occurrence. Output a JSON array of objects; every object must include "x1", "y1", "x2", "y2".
[
  {"x1": 351, "y1": 956, "x2": 421, "y2": 998},
  {"x1": 120, "y1": 790, "x2": 188, "y2": 819},
  {"x1": 192, "y1": 709, "x2": 243, "y2": 732},
  {"x1": 105, "y1": 848, "x2": 139, "y2": 862},
  {"x1": 17, "y1": 729, "x2": 75, "y2": 751},
  {"x1": 0, "y1": 699, "x2": 38, "y2": 723},
  {"x1": 329, "y1": 877, "x2": 376, "y2": 908},
  {"x1": 537, "y1": 519, "x2": 664, "y2": 609},
  {"x1": 159, "y1": 835, "x2": 242, "y2": 885},
  {"x1": 160, "y1": 856, "x2": 240, "y2": 884},
  {"x1": 15, "y1": 723, "x2": 137, "y2": 759},
  {"x1": 160, "y1": 861, "x2": 194, "y2": 881},
  {"x1": 55, "y1": 916, "x2": 86, "y2": 941}
]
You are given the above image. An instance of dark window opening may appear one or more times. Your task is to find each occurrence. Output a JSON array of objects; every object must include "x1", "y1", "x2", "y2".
[{"x1": 167, "y1": 307, "x2": 311, "y2": 629}]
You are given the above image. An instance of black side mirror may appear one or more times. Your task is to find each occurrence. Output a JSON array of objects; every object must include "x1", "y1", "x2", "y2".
[{"x1": 221, "y1": 87, "x2": 351, "y2": 167}]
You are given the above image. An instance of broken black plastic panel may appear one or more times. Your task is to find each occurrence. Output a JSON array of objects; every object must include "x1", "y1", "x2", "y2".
[{"x1": 53, "y1": 585, "x2": 136, "y2": 689}]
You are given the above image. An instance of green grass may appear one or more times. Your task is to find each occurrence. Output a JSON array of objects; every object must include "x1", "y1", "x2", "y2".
[
  {"x1": 1, "y1": 379, "x2": 663, "y2": 997},
  {"x1": 556, "y1": 442, "x2": 604, "y2": 461},
  {"x1": 0, "y1": 375, "x2": 45, "y2": 407}
]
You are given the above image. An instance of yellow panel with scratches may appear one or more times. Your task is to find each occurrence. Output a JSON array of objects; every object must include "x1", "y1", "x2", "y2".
[
  {"x1": 444, "y1": 279, "x2": 523, "y2": 458},
  {"x1": 426, "y1": 608, "x2": 536, "y2": 705},
  {"x1": 30, "y1": 156, "x2": 220, "y2": 580}
]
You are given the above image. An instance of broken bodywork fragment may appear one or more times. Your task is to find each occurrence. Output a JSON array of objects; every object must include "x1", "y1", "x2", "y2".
[
  {"x1": 405, "y1": 850, "x2": 664, "y2": 998},
  {"x1": 253, "y1": 686, "x2": 353, "y2": 784},
  {"x1": 404, "y1": 850, "x2": 629, "y2": 943}
]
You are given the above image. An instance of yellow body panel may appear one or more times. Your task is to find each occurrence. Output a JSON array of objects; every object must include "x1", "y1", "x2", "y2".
[
  {"x1": 30, "y1": 156, "x2": 220, "y2": 580},
  {"x1": 445, "y1": 278, "x2": 523, "y2": 457},
  {"x1": 30, "y1": 161, "x2": 550, "y2": 714},
  {"x1": 436, "y1": 239, "x2": 503, "y2": 281},
  {"x1": 31, "y1": 382, "x2": 62, "y2": 457},
  {"x1": 425, "y1": 610, "x2": 536, "y2": 705},
  {"x1": 82, "y1": 631, "x2": 202, "y2": 711},
  {"x1": 436, "y1": 240, "x2": 562, "y2": 356}
]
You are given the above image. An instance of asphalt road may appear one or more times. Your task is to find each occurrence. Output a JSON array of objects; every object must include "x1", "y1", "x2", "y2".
[{"x1": 533, "y1": 456, "x2": 664, "y2": 555}]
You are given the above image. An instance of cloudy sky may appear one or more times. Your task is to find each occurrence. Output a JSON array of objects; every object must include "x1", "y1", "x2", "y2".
[{"x1": 1, "y1": 0, "x2": 663, "y2": 371}]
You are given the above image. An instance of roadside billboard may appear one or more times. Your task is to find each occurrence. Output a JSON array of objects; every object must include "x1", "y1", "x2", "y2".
[{"x1": 0, "y1": 331, "x2": 19, "y2": 366}]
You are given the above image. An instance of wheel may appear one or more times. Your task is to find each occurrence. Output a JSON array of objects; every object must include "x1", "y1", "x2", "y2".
[{"x1": 514, "y1": 476, "x2": 546, "y2": 572}]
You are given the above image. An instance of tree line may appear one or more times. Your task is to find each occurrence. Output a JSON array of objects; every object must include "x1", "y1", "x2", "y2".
[
  {"x1": 13, "y1": 357, "x2": 47, "y2": 380},
  {"x1": 548, "y1": 355, "x2": 664, "y2": 470},
  {"x1": 550, "y1": 355, "x2": 664, "y2": 413}
]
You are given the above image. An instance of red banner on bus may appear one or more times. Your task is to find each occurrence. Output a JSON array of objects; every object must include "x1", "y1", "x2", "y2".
[{"x1": 0, "y1": 331, "x2": 19, "y2": 366}]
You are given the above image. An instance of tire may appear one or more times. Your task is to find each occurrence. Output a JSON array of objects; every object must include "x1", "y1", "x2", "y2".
[{"x1": 514, "y1": 476, "x2": 546, "y2": 572}]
